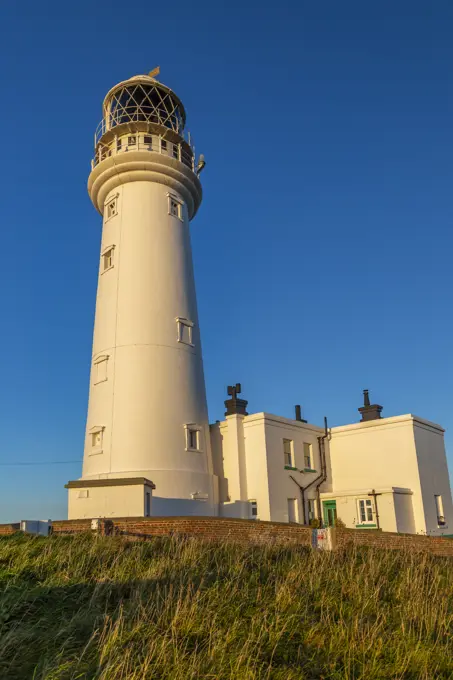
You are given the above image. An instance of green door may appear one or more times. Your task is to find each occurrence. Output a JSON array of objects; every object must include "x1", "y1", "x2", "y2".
[{"x1": 323, "y1": 500, "x2": 337, "y2": 527}]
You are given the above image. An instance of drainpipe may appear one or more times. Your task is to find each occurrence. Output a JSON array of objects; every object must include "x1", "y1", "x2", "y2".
[
  {"x1": 295, "y1": 416, "x2": 329, "y2": 526},
  {"x1": 290, "y1": 475, "x2": 306, "y2": 524},
  {"x1": 315, "y1": 417, "x2": 329, "y2": 525}
]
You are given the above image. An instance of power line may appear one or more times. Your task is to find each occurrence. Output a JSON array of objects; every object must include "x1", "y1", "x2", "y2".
[{"x1": 0, "y1": 460, "x2": 82, "y2": 467}]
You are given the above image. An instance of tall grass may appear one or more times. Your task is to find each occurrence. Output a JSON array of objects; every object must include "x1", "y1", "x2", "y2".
[{"x1": 0, "y1": 533, "x2": 452, "y2": 679}]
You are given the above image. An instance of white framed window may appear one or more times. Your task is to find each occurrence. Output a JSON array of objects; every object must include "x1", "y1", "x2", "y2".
[
  {"x1": 144, "y1": 135, "x2": 153, "y2": 147},
  {"x1": 168, "y1": 193, "x2": 183, "y2": 220},
  {"x1": 161, "y1": 139, "x2": 168, "y2": 153},
  {"x1": 357, "y1": 499, "x2": 374, "y2": 524},
  {"x1": 283, "y1": 438, "x2": 294, "y2": 468},
  {"x1": 249, "y1": 500, "x2": 258, "y2": 518},
  {"x1": 172, "y1": 144, "x2": 180, "y2": 160},
  {"x1": 128, "y1": 135, "x2": 136, "y2": 146},
  {"x1": 184, "y1": 424, "x2": 203, "y2": 452},
  {"x1": 176, "y1": 317, "x2": 194, "y2": 346},
  {"x1": 105, "y1": 196, "x2": 118, "y2": 220},
  {"x1": 308, "y1": 499, "x2": 316, "y2": 522},
  {"x1": 303, "y1": 442, "x2": 312, "y2": 469},
  {"x1": 89, "y1": 426, "x2": 104, "y2": 454},
  {"x1": 102, "y1": 245, "x2": 115, "y2": 272},
  {"x1": 93, "y1": 355, "x2": 109, "y2": 384},
  {"x1": 435, "y1": 495, "x2": 446, "y2": 526}
]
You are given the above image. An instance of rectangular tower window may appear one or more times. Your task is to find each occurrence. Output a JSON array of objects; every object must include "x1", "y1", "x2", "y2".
[
  {"x1": 185, "y1": 424, "x2": 202, "y2": 452},
  {"x1": 116, "y1": 138, "x2": 122, "y2": 151},
  {"x1": 283, "y1": 439, "x2": 294, "y2": 468},
  {"x1": 89, "y1": 426, "x2": 104, "y2": 454},
  {"x1": 172, "y1": 144, "x2": 179, "y2": 160},
  {"x1": 144, "y1": 135, "x2": 152, "y2": 147},
  {"x1": 93, "y1": 355, "x2": 109, "y2": 384},
  {"x1": 128, "y1": 135, "x2": 136, "y2": 146},
  {"x1": 168, "y1": 194, "x2": 183, "y2": 220},
  {"x1": 106, "y1": 198, "x2": 117, "y2": 220},
  {"x1": 102, "y1": 245, "x2": 115, "y2": 272},
  {"x1": 435, "y1": 495, "x2": 446, "y2": 526},
  {"x1": 176, "y1": 317, "x2": 194, "y2": 346},
  {"x1": 303, "y1": 442, "x2": 312, "y2": 469},
  {"x1": 358, "y1": 499, "x2": 374, "y2": 524},
  {"x1": 161, "y1": 139, "x2": 167, "y2": 152}
]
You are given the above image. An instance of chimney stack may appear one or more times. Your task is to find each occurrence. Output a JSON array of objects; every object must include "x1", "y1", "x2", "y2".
[
  {"x1": 295, "y1": 405, "x2": 307, "y2": 423},
  {"x1": 358, "y1": 389, "x2": 383, "y2": 422}
]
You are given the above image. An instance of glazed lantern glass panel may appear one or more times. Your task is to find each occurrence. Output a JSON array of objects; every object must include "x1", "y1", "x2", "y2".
[{"x1": 105, "y1": 83, "x2": 185, "y2": 135}]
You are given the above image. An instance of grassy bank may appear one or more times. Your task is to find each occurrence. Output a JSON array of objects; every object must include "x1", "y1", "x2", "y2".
[{"x1": 0, "y1": 533, "x2": 452, "y2": 679}]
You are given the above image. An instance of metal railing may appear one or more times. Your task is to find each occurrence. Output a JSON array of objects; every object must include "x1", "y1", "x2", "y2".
[
  {"x1": 92, "y1": 135, "x2": 195, "y2": 172},
  {"x1": 95, "y1": 109, "x2": 186, "y2": 145}
]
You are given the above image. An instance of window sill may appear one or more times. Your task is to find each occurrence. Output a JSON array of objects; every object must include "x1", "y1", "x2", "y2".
[
  {"x1": 101, "y1": 265, "x2": 114, "y2": 275},
  {"x1": 185, "y1": 447, "x2": 203, "y2": 453},
  {"x1": 89, "y1": 449, "x2": 103, "y2": 456},
  {"x1": 168, "y1": 212, "x2": 184, "y2": 222},
  {"x1": 94, "y1": 378, "x2": 108, "y2": 385},
  {"x1": 355, "y1": 524, "x2": 377, "y2": 529},
  {"x1": 284, "y1": 465, "x2": 298, "y2": 471},
  {"x1": 304, "y1": 468, "x2": 317, "y2": 473}
]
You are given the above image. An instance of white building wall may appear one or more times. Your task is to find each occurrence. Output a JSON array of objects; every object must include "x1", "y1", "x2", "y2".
[
  {"x1": 212, "y1": 413, "x2": 327, "y2": 524},
  {"x1": 393, "y1": 491, "x2": 416, "y2": 534},
  {"x1": 413, "y1": 421, "x2": 453, "y2": 535},
  {"x1": 328, "y1": 415, "x2": 453, "y2": 535},
  {"x1": 68, "y1": 482, "x2": 154, "y2": 519},
  {"x1": 328, "y1": 416, "x2": 426, "y2": 532}
]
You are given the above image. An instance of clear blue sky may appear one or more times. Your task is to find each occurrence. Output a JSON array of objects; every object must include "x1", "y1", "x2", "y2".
[{"x1": 0, "y1": 0, "x2": 452, "y2": 523}]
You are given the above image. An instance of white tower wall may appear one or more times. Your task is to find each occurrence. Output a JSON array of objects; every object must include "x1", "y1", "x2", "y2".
[{"x1": 69, "y1": 74, "x2": 218, "y2": 517}]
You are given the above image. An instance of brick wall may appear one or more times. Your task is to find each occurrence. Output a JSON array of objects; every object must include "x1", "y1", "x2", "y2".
[
  {"x1": 0, "y1": 523, "x2": 20, "y2": 536},
  {"x1": 52, "y1": 516, "x2": 313, "y2": 546},
  {"x1": 337, "y1": 528, "x2": 453, "y2": 557},
  {"x1": 9, "y1": 517, "x2": 453, "y2": 557}
]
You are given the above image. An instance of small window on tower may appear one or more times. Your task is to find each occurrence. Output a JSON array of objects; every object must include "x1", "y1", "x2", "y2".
[
  {"x1": 116, "y1": 138, "x2": 122, "y2": 151},
  {"x1": 185, "y1": 424, "x2": 202, "y2": 452},
  {"x1": 144, "y1": 135, "x2": 153, "y2": 147},
  {"x1": 168, "y1": 194, "x2": 183, "y2": 220},
  {"x1": 89, "y1": 426, "x2": 104, "y2": 454},
  {"x1": 161, "y1": 139, "x2": 167, "y2": 152},
  {"x1": 128, "y1": 135, "x2": 136, "y2": 146},
  {"x1": 102, "y1": 245, "x2": 115, "y2": 272},
  {"x1": 172, "y1": 144, "x2": 179, "y2": 159},
  {"x1": 106, "y1": 198, "x2": 117, "y2": 220},
  {"x1": 93, "y1": 355, "x2": 109, "y2": 384},
  {"x1": 176, "y1": 317, "x2": 194, "y2": 346}
]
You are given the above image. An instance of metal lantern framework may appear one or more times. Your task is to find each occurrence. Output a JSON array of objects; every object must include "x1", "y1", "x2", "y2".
[{"x1": 92, "y1": 75, "x2": 196, "y2": 172}]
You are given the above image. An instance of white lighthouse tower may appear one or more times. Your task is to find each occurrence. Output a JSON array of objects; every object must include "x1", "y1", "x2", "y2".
[{"x1": 67, "y1": 70, "x2": 217, "y2": 519}]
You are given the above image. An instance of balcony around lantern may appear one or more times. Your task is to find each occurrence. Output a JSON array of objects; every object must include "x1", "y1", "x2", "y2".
[{"x1": 92, "y1": 130, "x2": 195, "y2": 172}]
